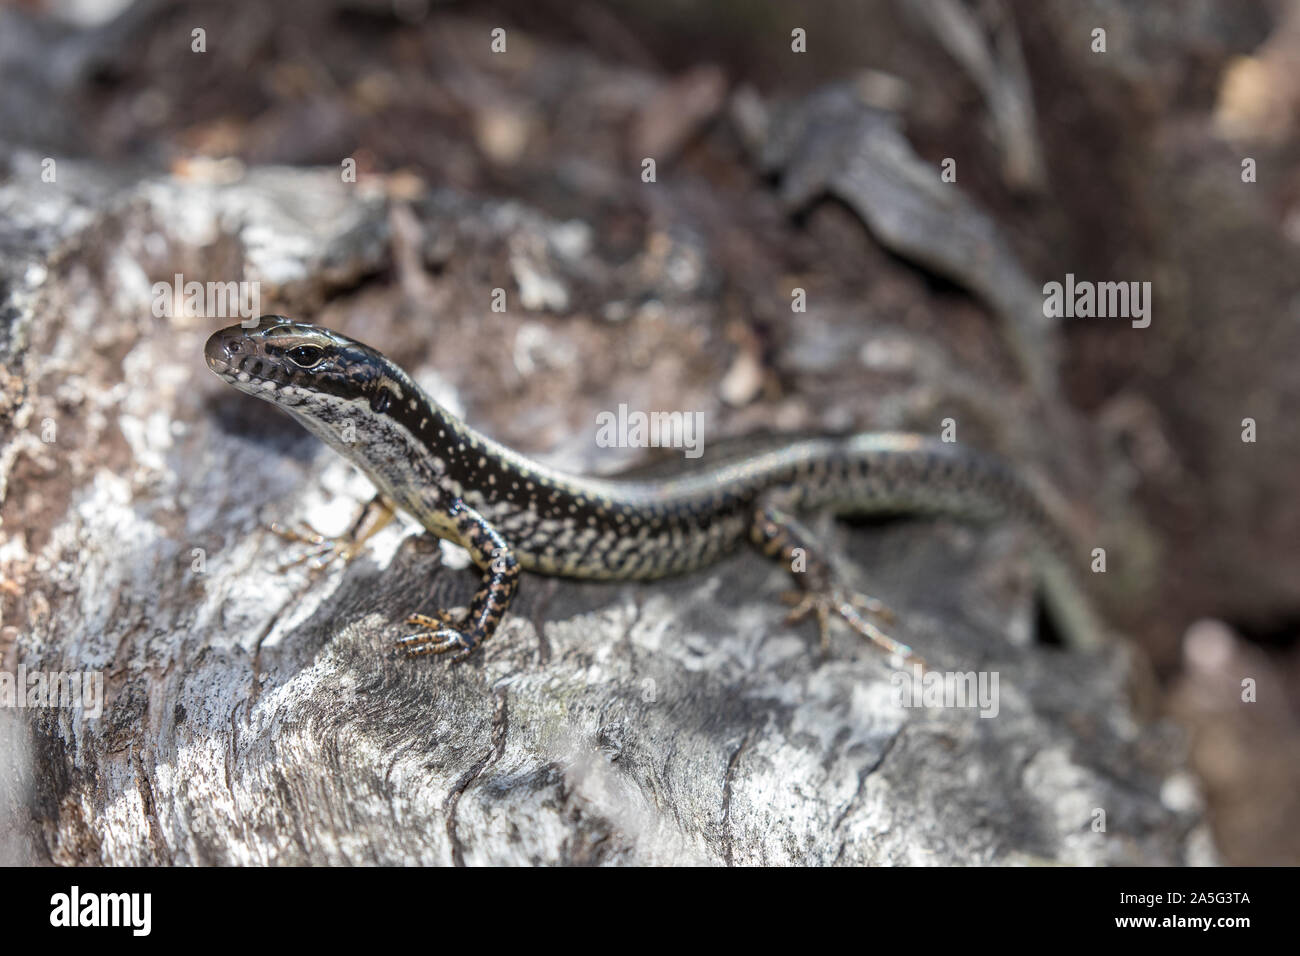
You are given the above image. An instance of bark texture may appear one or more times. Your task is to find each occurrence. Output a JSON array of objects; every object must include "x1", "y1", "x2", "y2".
[{"x1": 0, "y1": 163, "x2": 1211, "y2": 865}]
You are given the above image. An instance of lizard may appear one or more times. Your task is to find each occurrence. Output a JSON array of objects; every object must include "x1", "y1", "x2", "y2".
[{"x1": 204, "y1": 316, "x2": 1105, "y2": 664}]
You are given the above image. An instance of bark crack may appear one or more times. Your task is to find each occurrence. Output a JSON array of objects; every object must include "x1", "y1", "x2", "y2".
[
  {"x1": 444, "y1": 684, "x2": 510, "y2": 866},
  {"x1": 833, "y1": 725, "x2": 905, "y2": 863},
  {"x1": 720, "y1": 726, "x2": 755, "y2": 866},
  {"x1": 132, "y1": 747, "x2": 171, "y2": 863}
]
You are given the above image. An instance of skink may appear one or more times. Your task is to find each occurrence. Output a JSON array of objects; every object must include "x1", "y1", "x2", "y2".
[{"x1": 204, "y1": 317, "x2": 1103, "y2": 663}]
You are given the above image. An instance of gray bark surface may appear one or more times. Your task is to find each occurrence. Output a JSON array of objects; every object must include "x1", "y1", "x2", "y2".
[{"x1": 0, "y1": 160, "x2": 1212, "y2": 865}]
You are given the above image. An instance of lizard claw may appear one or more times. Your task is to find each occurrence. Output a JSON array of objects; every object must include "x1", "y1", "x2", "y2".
[
  {"x1": 405, "y1": 609, "x2": 468, "y2": 629},
  {"x1": 781, "y1": 588, "x2": 922, "y2": 667},
  {"x1": 268, "y1": 521, "x2": 358, "y2": 573},
  {"x1": 396, "y1": 614, "x2": 476, "y2": 660},
  {"x1": 266, "y1": 498, "x2": 395, "y2": 575}
]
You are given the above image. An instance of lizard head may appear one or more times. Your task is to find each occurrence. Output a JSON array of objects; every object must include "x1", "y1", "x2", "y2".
[
  {"x1": 204, "y1": 315, "x2": 429, "y2": 428},
  {"x1": 204, "y1": 316, "x2": 452, "y2": 512}
]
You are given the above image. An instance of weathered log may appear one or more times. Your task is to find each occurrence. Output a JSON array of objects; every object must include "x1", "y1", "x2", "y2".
[{"x1": 0, "y1": 162, "x2": 1211, "y2": 865}]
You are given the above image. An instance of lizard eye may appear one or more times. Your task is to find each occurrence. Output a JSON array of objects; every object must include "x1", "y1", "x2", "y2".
[{"x1": 286, "y1": 345, "x2": 325, "y2": 368}]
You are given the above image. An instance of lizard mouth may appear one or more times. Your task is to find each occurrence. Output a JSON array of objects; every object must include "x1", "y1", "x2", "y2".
[{"x1": 204, "y1": 328, "x2": 290, "y2": 391}]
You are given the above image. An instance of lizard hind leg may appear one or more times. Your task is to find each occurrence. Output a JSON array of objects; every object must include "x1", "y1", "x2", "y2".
[{"x1": 750, "y1": 495, "x2": 922, "y2": 667}]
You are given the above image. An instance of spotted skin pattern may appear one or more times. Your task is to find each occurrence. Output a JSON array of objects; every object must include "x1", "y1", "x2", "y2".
[{"x1": 205, "y1": 317, "x2": 1102, "y2": 660}]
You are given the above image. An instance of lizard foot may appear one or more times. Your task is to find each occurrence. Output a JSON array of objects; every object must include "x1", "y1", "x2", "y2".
[
  {"x1": 396, "y1": 610, "x2": 475, "y2": 660},
  {"x1": 268, "y1": 521, "x2": 363, "y2": 572},
  {"x1": 781, "y1": 588, "x2": 923, "y2": 667},
  {"x1": 267, "y1": 496, "x2": 395, "y2": 574}
]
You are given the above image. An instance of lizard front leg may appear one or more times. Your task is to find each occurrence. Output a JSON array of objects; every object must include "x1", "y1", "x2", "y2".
[
  {"x1": 396, "y1": 500, "x2": 520, "y2": 660},
  {"x1": 270, "y1": 493, "x2": 396, "y2": 572}
]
